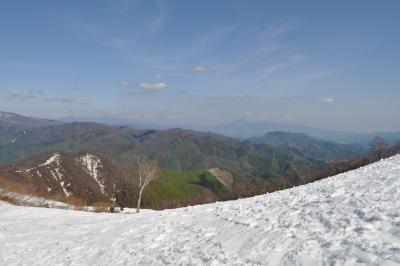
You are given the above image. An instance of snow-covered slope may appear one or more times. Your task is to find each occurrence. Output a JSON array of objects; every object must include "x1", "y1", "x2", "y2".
[{"x1": 1, "y1": 156, "x2": 400, "y2": 265}]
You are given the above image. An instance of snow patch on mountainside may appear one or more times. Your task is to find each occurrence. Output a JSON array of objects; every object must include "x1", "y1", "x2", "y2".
[
  {"x1": 24, "y1": 152, "x2": 61, "y2": 172},
  {"x1": 1, "y1": 155, "x2": 400, "y2": 265},
  {"x1": 39, "y1": 153, "x2": 61, "y2": 167},
  {"x1": 77, "y1": 153, "x2": 105, "y2": 193},
  {"x1": 23, "y1": 153, "x2": 72, "y2": 198}
]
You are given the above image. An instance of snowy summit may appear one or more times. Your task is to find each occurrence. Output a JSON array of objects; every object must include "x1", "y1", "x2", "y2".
[{"x1": 1, "y1": 155, "x2": 400, "y2": 265}]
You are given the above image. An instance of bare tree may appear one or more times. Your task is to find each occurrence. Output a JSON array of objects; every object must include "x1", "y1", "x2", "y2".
[
  {"x1": 369, "y1": 137, "x2": 386, "y2": 159},
  {"x1": 136, "y1": 158, "x2": 158, "y2": 213}
]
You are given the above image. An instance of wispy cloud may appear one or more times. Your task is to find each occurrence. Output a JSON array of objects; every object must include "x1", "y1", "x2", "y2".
[
  {"x1": 120, "y1": 80, "x2": 135, "y2": 88},
  {"x1": 105, "y1": 0, "x2": 143, "y2": 15},
  {"x1": 154, "y1": 74, "x2": 164, "y2": 80},
  {"x1": 207, "y1": 95, "x2": 253, "y2": 101},
  {"x1": 149, "y1": 0, "x2": 167, "y2": 34},
  {"x1": 102, "y1": 37, "x2": 128, "y2": 49},
  {"x1": 138, "y1": 82, "x2": 167, "y2": 90},
  {"x1": 321, "y1": 98, "x2": 335, "y2": 104},
  {"x1": 256, "y1": 20, "x2": 298, "y2": 41},
  {"x1": 192, "y1": 65, "x2": 207, "y2": 73},
  {"x1": 197, "y1": 20, "x2": 302, "y2": 85},
  {"x1": 8, "y1": 90, "x2": 41, "y2": 99},
  {"x1": 46, "y1": 96, "x2": 75, "y2": 103},
  {"x1": 175, "y1": 90, "x2": 188, "y2": 95},
  {"x1": 241, "y1": 112, "x2": 253, "y2": 118},
  {"x1": 255, "y1": 54, "x2": 306, "y2": 82},
  {"x1": 263, "y1": 69, "x2": 334, "y2": 92},
  {"x1": 73, "y1": 20, "x2": 128, "y2": 49}
]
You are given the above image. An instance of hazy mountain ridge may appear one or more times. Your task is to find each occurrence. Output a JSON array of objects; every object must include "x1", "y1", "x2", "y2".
[
  {"x1": 251, "y1": 131, "x2": 365, "y2": 162},
  {"x1": 56, "y1": 114, "x2": 400, "y2": 144}
]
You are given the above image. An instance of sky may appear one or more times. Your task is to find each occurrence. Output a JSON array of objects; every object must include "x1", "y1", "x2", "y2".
[{"x1": 1, "y1": 0, "x2": 399, "y2": 132}]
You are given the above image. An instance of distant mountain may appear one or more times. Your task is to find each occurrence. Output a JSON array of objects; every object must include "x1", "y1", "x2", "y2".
[
  {"x1": 56, "y1": 114, "x2": 400, "y2": 145},
  {"x1": 60, "y1": 117, "x2": 349, "y2": 140},
  {"x1": 337, "y1": 131, "x2": 400, "y2": 146},
  {"x1": 191, "y1": 119, "x2": 352, "y2": 140},
  {"x1": 251, "y1": 132, "x2": 365, "y2": 162},
  {"x1": 59, "y1": 115, "x2": 164, "y2": 130},
  {"x1": 0, "y1": 111, "x2": 60, "y2": 129},
  {"x1": 0, "y1": 151, "x2": 134, "y2": 206},
  {"x1": 0, "y1": 111, "x2": 62, "y2": 145},
  {"x1": 193, "y1": 119, "x2": 400, "y2": 145}
]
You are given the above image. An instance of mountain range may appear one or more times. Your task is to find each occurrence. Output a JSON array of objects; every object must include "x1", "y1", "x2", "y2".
[
  {"x1": 0, "y1": 110, "x2": 396, "y2": 208},
  {"x1": 59, "y1": 114, "x2": 400, "y2": 144}
]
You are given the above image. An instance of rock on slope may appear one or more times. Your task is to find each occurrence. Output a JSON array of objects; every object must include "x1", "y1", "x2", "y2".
[{"x1": 0, "y1": 155, "x2": 399, "y2": 265}]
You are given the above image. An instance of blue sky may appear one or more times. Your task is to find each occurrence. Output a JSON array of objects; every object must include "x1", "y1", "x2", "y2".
[{"x1": 1, "y1": 0, "x2": 399, "y2": 132}]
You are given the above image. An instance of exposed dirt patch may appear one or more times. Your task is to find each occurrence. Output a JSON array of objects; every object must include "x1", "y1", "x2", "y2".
[{"x1": 207, "y1": 168, "x2": 234, "y2": 189}]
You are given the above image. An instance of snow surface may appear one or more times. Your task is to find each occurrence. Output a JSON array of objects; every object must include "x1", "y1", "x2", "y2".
[
  {"x1": 0, "y1": 188, "x2": 73, "y2": 209},
  {"x1": 1, "y1": 155, "x2": 400, "y2": 265}
]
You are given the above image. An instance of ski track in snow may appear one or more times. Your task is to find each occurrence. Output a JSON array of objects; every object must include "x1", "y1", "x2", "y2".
[{"x1": 1, "y1": 156, "x2": 400, "y2": 265}]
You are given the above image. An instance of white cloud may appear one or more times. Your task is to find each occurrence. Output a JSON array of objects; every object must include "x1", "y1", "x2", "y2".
[
  {"x1": 154, "y1": 74, "x2": 164, "y2": 80},
  {"x1": 121, "y1": 80, "x2": 167, "y2": 91},
  {"x1": 192, "y1": 65, "x2": 207, "y2": 73},
  {"x1": 46, "y1": 96, "x2": 75, "y2": 103},
  {"x1": 138, "y1": 82, "x2": 167, "y2": 91},
  {"x1": 321, "y1": 98, "x2": 335, "y2": 104}
]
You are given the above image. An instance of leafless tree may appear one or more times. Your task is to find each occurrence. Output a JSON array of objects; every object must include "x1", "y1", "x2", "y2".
[
  {"x1": 136, "y1": 158, "x2": 158, "y2": 213},
  {"x1": 369, "y1": 137, "x2": 386, "y2": 159}
]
